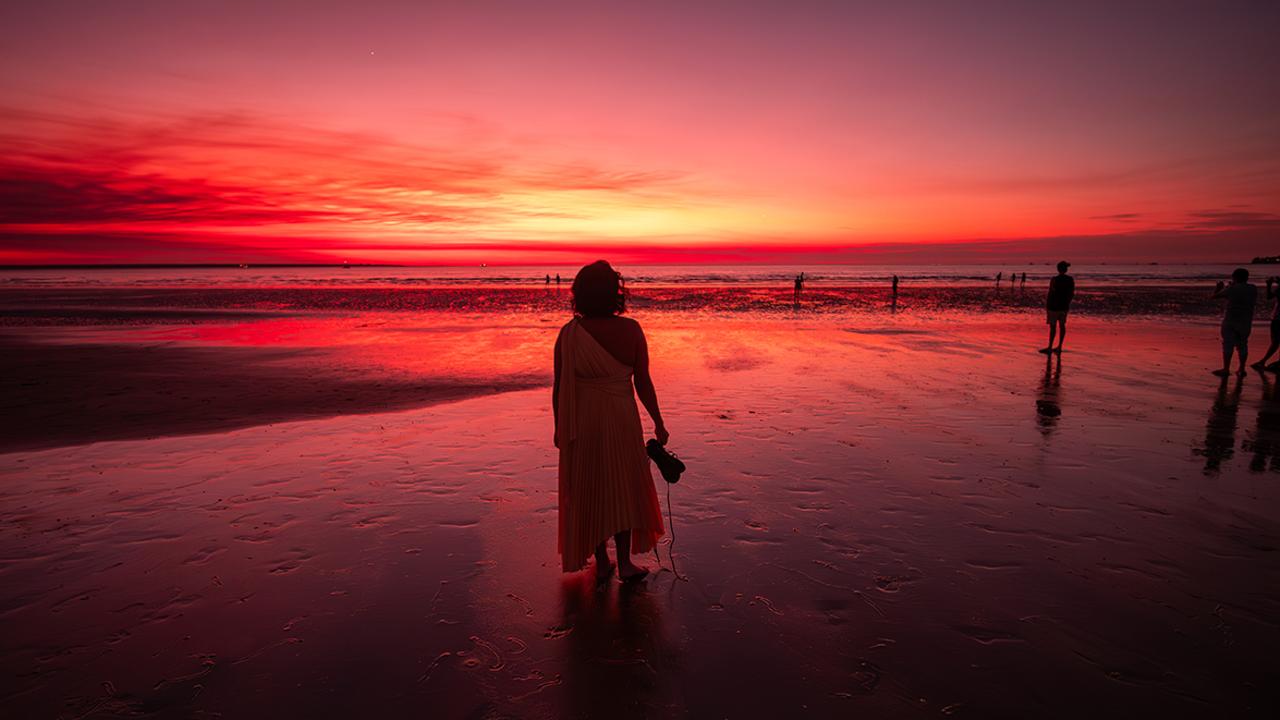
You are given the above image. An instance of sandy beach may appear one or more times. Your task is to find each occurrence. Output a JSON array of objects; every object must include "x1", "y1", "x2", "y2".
[
  {"x1": 2, "y1": 286, "x2": 1278, "y2": 718},
  {"x1": 7, "y1": 0, "x2": 1280, "y2": 714}
]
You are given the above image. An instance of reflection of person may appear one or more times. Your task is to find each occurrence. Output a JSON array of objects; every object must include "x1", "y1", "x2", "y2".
[
  {"x1": 1195, "y1": 376, "x2": 1242, "y2": 475},
  {"x1": 1041, "y1": 261, "x2": 1074, "y2": 354},
  {"x1": 1212, "y1": 268, "x2": 1257, "y2": 377},
  {"x1": 553, "y1": 260, "x2": 666, "y2": 583},
  {"x1": 1250, "y1": 276, "x2": 1280, "y2": 371},
  {"x1": 1244, "y1": 371, "x2": 1280, "y2": 472},
  {"x1": 1035, "y1": 353, "x2": 1062, "y2": 435},
  {"x1": 559, "y1": 573, "x2": 669, "y2": 717}
]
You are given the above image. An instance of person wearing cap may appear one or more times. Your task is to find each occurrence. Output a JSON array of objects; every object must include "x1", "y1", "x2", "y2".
[
  {"x1": 1041, "y1": 261, "x2": 1074, "y2": 354},
  {"x1": 1212, "y1": 267, "x2": 1258, "y2": 377}
]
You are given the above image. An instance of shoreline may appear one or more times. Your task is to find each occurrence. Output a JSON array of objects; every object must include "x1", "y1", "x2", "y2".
[{"x1": 0, "y1": 284, "x2": 1246, "y2": 322}]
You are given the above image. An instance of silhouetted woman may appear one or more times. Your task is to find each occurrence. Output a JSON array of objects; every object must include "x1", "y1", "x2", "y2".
[{"x1": 553, "y1": 261, "x2": 666, "y2": 582}]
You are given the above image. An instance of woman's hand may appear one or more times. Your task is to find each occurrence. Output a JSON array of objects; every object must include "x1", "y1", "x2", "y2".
[{"x1": 654, "y1": 423, "x2": 669, "y2": 446}]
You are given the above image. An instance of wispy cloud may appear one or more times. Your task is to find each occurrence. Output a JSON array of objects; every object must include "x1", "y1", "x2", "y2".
[
  {"x1": 0, "y1": 164, "x2": 329, "y2": 225},
  {"x1": 1089, "y1": 212, "x2": 1143, "y2": 222},
  {"x1": 1182, "y1": 209, "x2": 1280, "y2": 230}
]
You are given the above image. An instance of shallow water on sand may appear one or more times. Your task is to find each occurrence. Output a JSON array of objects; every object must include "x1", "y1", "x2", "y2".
[{"x1": 2, "y1": 310, "x2": 1278, "y2": 718}]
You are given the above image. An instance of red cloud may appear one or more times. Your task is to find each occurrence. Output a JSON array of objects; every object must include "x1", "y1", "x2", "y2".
[{"x1": 0, "y1": 107, "x2": 694, "y2": 250}]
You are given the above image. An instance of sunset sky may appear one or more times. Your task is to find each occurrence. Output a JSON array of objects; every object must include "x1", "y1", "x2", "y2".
[{"x1": 1, "y1": 0, "x2": 1277, "y2": 265}]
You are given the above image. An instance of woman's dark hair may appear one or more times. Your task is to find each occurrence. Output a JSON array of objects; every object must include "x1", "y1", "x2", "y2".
[{"x1": 571, "y1": 260, "x2": 627, "y2": 317}]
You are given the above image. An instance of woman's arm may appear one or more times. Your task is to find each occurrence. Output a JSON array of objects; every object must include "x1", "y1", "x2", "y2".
[
  {"x1": 552, "y1": 331, "x2": 562, "y2": 447},
  {"x1": 632, "y1": 323, "x2": 669, "y2": 444}
]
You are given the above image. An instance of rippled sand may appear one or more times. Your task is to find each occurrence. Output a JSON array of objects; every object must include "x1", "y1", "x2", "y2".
[{"x1": 2, "y1": 301, "x2": 1278, "y2": 718}]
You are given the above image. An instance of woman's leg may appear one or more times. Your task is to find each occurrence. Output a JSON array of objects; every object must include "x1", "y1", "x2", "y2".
[
  {"x1": 594, "y1": 541, "x2": 614, "y2": 580},
  {"x1": 614, "y1": 531, "x2": 649, "y2": 578}
]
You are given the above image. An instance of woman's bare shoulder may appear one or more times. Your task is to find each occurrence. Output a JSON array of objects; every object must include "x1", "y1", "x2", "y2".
[{"x1": 618, "y1": 316, "x2": 644, "y2": 336}]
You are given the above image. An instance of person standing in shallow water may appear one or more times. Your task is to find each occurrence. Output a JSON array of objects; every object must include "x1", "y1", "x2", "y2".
[
  {"x1": 1213, "y1": 267, "x2": 1258, "y2": 377},
  {"x1": 1041, "y1": 261, "x2": 1074, "y2": 354},
  {"x1": 553, "y1": 260, "x2": 666, "y2": 582}
]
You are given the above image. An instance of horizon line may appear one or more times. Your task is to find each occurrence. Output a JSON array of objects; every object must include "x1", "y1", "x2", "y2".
[{"x1": 0, "y1": 260, "x2": 1255, "y2": 270}]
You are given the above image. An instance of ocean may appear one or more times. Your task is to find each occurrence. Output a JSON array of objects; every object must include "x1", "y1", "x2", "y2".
[{"x1": 0, "y1": 262, "x2": 1256, "y2": 288}]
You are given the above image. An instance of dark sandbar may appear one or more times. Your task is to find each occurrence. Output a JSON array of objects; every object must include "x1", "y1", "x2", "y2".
[{"x1": 0, "y1": 336, "x2": 543, "y2": 453}]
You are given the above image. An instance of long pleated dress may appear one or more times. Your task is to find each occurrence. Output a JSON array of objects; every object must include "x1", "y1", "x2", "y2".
[{"x1": 557, "y1": 318, "x2": 664, "y2": 572}]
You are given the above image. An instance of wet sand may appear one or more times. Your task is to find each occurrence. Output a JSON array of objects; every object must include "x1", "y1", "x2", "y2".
[{"x1": 1, "y1": 296, "x2": 1278, "y2": 718}]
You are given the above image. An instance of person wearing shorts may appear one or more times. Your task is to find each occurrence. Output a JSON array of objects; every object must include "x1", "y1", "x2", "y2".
[
  {"x1": 1041, "y1": 261, "x2": 1074, "y2": 354},
  {"x1": 1212, "y1": 268, "x2": 1257, "y2": 377}
]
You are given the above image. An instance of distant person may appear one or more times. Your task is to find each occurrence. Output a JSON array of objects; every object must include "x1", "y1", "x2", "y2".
[
  {"x1": 553, "y1": 260, "x2": 666, "y2": 582},
  {"x1": 1020, "y1": 272, "x2": 1027, "y2": 288},
  {"x1": 1041, "y1": 261, "x2": 1074, "y2": 354},
  {"x1": 1213, "y1": 268, "x2": 1257, "y2": 377},
  {"x1": 892, "y1": 274, "x2": 899, "y2": 296},
  {"x1": 556, "y1": 273, "x2": 562, "y2": 285},
  {"x1": 545, "y1": 273, "x2": 551, "y2": 285},
  {"x1": 793, "y1": 274, "x2": 803, "y2": 303},
  {"x1": 1250, "y1": 276, "x2": 1280, "y2": 372},
  {"x1": 996, "y1": 271, "x2": 1003, "y2": 286}
]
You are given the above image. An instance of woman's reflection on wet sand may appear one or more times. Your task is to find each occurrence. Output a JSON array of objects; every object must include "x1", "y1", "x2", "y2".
[{"x1": 558, "y1": 574, "x2": 679, "y2": 719}]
